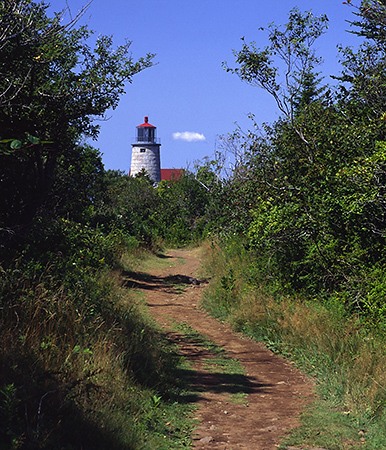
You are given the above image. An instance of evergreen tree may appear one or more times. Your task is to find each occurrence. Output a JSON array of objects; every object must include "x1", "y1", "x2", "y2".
[{"x1": 292, "y1": 70, "x2": 327, "y2": 115}]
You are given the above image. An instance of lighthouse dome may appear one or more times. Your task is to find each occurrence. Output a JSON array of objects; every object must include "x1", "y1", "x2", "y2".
[{"x1": 137, "y1": 116, "x2": 156, "y2": 128}]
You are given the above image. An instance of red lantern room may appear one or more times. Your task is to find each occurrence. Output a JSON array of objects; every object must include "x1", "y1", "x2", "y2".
[{"x1": 135, "y1": 116, "x2": 158, "y2": 143}]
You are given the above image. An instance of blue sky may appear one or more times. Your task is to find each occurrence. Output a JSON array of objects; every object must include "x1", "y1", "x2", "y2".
[{"x1": 48, "y1": 0, "x2": 362, "y2": 173}]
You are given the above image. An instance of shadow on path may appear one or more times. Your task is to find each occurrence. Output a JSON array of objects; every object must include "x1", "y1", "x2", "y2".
[
  {"x1": 121, "y1": 270, "x2": 202, "y2": 291},
  {"x1": 163, "y1": 329, "x2": 273, "y2": 406}
]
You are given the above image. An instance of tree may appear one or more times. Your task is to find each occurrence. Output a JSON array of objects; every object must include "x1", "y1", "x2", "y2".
[
  {"x1": 155, "y1": 171, "x2": 212, "y2": 244},
  {"x1": 336, "y1": 1, "x2": 386, "y2": 120},
  {"x1": 345, "y1": 0, "x2": 386, "y2": 42},
  {"x1": 222, "y1": 5, "x2": 386, "y2": 313},
  {"x1": 47, "y1": 144, "x2": 106, "y2": 223},
  {"x1": 0, "y1": 0, "x2": 154, "y2": 237},
  {"x1": 93, "y1": 170, "x2": 160, "y2": 247},
  {"x1": 292, "y1": 70, "x2": 327, "y2": 115},
  {"x1": 224, "y1": 7, "x2": 329, "y2": 150}
]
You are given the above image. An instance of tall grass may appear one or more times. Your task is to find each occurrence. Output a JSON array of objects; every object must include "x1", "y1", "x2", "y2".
[
  {"x1": 200, "y1": 237, "x2": 386, "y2": 448},
  {"x1": 0, "y1": 219, "x2": 195, "y2": 449}
]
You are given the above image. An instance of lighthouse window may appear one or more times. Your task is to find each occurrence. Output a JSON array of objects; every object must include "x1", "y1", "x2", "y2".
[
  {"x1": 137, "y1": 127, "x2": 155, "y2": 142},
  {"x1": 147, "y1": 128, "x2": 155, "y2": 141},
  {"x1": 137, "y1": 128, "x2": 144, "y2": 141},
  {"x1": 140, "y1": 148, "x2": 146, "y2": 153}
]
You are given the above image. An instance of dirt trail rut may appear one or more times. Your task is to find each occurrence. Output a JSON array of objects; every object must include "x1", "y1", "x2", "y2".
[{"x1": 126, "y1": 248, "x2": 315, "y2": 450}]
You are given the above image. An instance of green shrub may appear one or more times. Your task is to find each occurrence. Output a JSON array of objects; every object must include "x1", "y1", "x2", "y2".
[
  {"x1": 201, "y1": 238, "x2": 386, "y2": 449},
  {"x1": 0, "y1": 216, "x2": 194, "y2": 449}
]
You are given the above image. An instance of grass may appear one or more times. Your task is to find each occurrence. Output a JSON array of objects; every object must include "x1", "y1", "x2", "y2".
[
  {"x1": 228, "y1": 392, "x2": 249, "y2": 407},
  {"x1": 202, "y1": 355, "x2": 243, "y2": 375},
  {"x1": 200, "y1": 238, "x2": 386, "y2": 450},
  {"x1": 0, "y1": 246, "x2": 197, "y2": 450},
  {"x1": 126, "y1": 249, "x2": 184, "y2": 273},
  {"x1": 171, "y1": 321, "x2": 248, "y2": 397},
  {"x1": 279, "y1": 399, "x2": 369, "y2": 450}
]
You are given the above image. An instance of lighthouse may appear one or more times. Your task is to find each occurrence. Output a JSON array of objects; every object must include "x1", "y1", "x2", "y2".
[{"x1": 130, "y1": 116, "x2": 161, "y2": 183}]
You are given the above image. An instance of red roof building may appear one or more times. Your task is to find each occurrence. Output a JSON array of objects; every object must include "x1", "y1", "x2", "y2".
[{"x1": 160, "y1": 169, "x2": 184, "y2": 181}]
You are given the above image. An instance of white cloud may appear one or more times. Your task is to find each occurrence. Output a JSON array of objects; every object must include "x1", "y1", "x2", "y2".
[{"x1": 172, "y1": 131, "x2": 206, "y2": 142}]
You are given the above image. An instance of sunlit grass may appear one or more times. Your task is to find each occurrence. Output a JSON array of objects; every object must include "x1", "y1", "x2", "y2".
[
  {"x1": 200, "y1": 238, "x2": 386, "y2": 449},
  {"x1": 0, "y1": 249, "x2": 197, "y2": 449},
  {"x1": 132, "y1": 250, "x2": 184, "y2": 272}
]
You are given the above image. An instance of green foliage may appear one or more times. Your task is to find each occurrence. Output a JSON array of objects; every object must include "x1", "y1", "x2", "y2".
[
  {"x1": 202, "y1": 239, "x2": 386, "y2": 449},
  {"x1": 93, "y1": 170, "x2": 160, "y2": 247},
  {"x1": 92, "y1": 168, "x2": 214, "y2": 248},
  {"x1": 293, "y1": 70, "x2": 328, "y2": 115},
  {"x1": 48, "y1": 144, "x2": 106, "y2": 223},
  {"x1": 219, "y1": 4, "x2": 386, "y2": 320},
  {"x1": 224, "y1": 7, "x2": 328, "y2": 121},
  {"x1": 155, "y1": 171, "x2": 211, "y2": 245},
  {"x1": 0, "y1": 215, "x2": 195, "y2": 449},
  {"x1": 0, "y1": 0, "x2": 154, "y2": 231}
]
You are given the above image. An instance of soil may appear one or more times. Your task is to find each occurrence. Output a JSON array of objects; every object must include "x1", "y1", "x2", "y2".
[{"x1": 126, "y1": 248, "x2": 316, "y2": 450}]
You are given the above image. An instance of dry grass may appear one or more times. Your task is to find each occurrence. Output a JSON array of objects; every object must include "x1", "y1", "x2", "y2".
[
  {"x1": 0, "y1": 255, "x2": 195, "y2": 449},
  {"x1": 200, "y1": 238, "x2": 386, "y2": 441}
]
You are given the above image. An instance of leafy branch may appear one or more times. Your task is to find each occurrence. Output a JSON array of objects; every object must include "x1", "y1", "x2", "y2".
[{"x1": 223, "y1": 8, "x2": 329, "y2": 154}]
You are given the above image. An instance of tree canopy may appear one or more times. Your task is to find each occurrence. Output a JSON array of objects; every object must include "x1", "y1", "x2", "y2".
[
  {"x1": 217, "y1": 1, "x2": 386, "y2": 318},
  {"x1": 0, "y1": 0, "x2": 154, "y2": 235}
]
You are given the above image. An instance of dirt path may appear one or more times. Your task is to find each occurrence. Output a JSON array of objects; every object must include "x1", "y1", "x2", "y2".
[{"x1": 126, "y1": 248, "x2": 315, "y2": 450}]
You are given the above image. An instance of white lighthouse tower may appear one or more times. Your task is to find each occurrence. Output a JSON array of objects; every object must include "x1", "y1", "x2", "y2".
[{"x1": 130, "y1": 116, "x2": 161, "y2": 183}]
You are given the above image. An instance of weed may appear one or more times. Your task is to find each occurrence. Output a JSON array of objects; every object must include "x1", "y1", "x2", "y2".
[
  {"x1": 201, "y1": 238, "x2": 386, "y2": 449},
  {"x1": 228, "y1": 392, "x2": 249, "y2": 407},
  {"x1": 0, "y1": 238, "x2": 197, "y2": 449},
  {"x1": 172, "y1": 321, "x2": 249, "y2": 399}
]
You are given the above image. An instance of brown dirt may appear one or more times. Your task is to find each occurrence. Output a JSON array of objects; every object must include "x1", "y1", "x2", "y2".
[{"x1": 125, "y1": 248, "x2": 316, "y2": 450}]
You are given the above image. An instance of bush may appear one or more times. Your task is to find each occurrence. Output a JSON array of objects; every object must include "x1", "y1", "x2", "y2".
[{"x1": 0, "y1": 216, "x2": 193, "y2": 449}]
